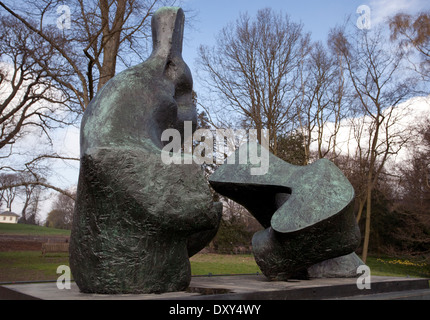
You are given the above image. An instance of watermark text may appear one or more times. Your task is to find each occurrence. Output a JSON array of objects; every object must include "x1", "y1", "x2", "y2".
[
  {"x1": 161, "y1": 122, "x2": 270, "y2": 175},
  {"x1": 356, "y1": 265, "x2": 371, "y2": 290},
  {"x1": 57, "y1": 5, "x2": 71, "y2": 30},
  {"x1": 356, "y1": 5, "x2": 371, "y2": 30},
  {"x1": 56, "y1": 265, "x2": 71, "y2": 290}
]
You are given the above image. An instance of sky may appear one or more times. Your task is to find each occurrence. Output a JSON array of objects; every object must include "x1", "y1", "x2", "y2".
[
  {"x1": 3, "y1": 0, "x2": 430, "y2": 221},
  {"x1": 180, "y1": 0, "x2": 430, "y2": 82}
]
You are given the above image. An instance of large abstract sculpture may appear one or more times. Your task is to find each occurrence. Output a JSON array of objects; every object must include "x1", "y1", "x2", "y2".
[
  {"x1": 209, "y1": 143, "x2": 362, "y2": 280},
  {"x1": 70, "y1": 7, "x2": 222, "y2": 294}
]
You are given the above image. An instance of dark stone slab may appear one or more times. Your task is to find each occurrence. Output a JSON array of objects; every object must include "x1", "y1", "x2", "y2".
[{"x1": 1, "y1": 276, "x2": 429, "y2": 300}]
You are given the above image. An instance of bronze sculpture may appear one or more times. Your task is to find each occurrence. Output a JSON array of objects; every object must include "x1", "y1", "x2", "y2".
[
  {"x1": 70, "y1": 7, "x2": 222, "y2": 294},
  {"x1": 70, "y1": 6, "x2": 362, "y2": 294},
  {"x1": 209, "y1": 143, "x2": 363, "y2": 280}
]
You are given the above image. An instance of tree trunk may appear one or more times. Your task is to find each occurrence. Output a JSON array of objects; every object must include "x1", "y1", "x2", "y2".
[
  {"x1": 97, "y1": 0, "x2": 126, "y2": 90},
  {"x1": 361, "y1": 184, "x2": 372, "y2": 263},
  {"x1": 362, "y1": 144, "x2": 377, "y2": 263},
  {"x1": 356, "y1": 197, "x2": 365, "y2": 223}
]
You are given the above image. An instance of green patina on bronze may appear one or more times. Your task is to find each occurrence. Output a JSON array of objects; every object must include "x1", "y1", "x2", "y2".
[
  {"x1": 70, "y1": 7, "x2": 222, "y2": 294},
  {"x1": 209, "y1": 143, "x2": 361, "y2": 280}
]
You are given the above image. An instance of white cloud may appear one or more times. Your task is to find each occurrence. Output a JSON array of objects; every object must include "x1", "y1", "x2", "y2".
[
  {"x1": 311, "y1": 95, "x2": 430, "y2": 165},
  {"x1": 369, "y1": 0, "x2": 429, "y2": 25}
]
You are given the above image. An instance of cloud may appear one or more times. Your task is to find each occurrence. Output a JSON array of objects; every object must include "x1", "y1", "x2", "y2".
[
  {"x1": 369, "y1": 0, "x2": 429, "y2": 25},
  {"x1": 311, "y1": 95, "x2": 430, "y2": 164}
]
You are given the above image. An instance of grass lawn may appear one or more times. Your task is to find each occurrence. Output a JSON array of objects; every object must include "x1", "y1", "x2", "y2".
[
  {"x1": 0, "y1": 251, "x2": 69, "y2": 282},
  {"x1": 0, "y1": 223, "x2": 70, "y2": 236},
  {"x1": 190, "y1": 254, "x2": 261, "y2": 276},
  {"x1": 0, "y1": 252, "x2": 261, "y2": 283},
  {"x1": 1, "y1": 224, "x2": 428, "y2": 284},
  {"x1": 366, "y1": 256, "x2": 430, "y2": 278},
  {"x1": 0, "y1": 223, "x2": 428, "y2": 282},
  {"x1": 1, "y1": 251, "x2": 429, "y2": 283}
]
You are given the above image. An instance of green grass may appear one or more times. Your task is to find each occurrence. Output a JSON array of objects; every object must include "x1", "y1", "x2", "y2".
[
  {"x1": 366, "y1": 256, "x2": 430, "y2": 278},
  {"x1": 190, "y1": 254, "x2": 261, "y2": 276},
  {"x1": 0, "y1": 251, "x2": 69, "y2": 282},
  {"x1": 0, "y1": 252, "x2": 261, "y2": 283},
  {"x1": 0, "y1": 223, "x2": 70, "y2": 236},
  {"x1": 0, "y1": 250, "x2": 429, "y2": 283},
  {"x1": 1, "y1": 224, "x2": 428, "y2": 283},
  {"x1": 190, "y1": 254, "x2": 430, "y2": 278}
]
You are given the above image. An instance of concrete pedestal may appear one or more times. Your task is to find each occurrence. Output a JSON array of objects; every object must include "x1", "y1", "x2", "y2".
[{"x1": 1, "y1": 275, "x2": 429, "y2": 300}]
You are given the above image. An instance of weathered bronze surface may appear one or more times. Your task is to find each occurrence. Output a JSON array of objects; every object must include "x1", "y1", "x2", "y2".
[
  {"x1": 70, "y1": 7, "x2": 221, "y2": 294},
  {"x1": 209, "y1": 143, "x2": 361, "y2": 280}
]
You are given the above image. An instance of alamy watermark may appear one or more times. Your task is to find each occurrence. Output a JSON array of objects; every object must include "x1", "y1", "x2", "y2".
[
  {"x1": 56, "y1": 265, "x2": 71, "y2": 290},
  {"x1": 356, "y1": 265, "x2": 371, "y2": 290},
  {"x1": 161, "y1": 121, "x2": 270, "y2": 176},
  {"x1": 356, "y1": 5, "x2": 371, "y2": 30},
  {"x1": 56, "y1": 5, "x2": 71, "y2": 30}
]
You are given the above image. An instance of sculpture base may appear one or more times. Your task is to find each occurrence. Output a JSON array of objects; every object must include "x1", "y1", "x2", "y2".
[{"x1": 1, "y1": 275, "x2": 429, "y2": 300}]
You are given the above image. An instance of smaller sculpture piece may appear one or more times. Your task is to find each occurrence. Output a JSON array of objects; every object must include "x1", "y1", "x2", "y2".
[
  {"x1": 70, "y1": 7, "x2": 222, "y2": 294},
  {"x1": 209, "y1": 143, "x2": 362, "y2": 280}
]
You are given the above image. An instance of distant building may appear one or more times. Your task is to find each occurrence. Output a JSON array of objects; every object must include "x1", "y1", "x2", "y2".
[{"x1": 0, "y1": 211, "x2": 20, "y2": 224}]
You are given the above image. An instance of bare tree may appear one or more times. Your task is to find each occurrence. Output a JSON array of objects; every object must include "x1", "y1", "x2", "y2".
[
  {"x1": 0, "y1": 15, "x2": 72, "y2": 151},
  {"x1": 18, "y1": 174, "x2": 46, "y2": 224},
  {"x1": 399, "y1": 120, "x2": 430, "y2": 218},
  {"x1": 0, "y1": 173, "x2": 19, "y2": 210},
  {"x1": 332, "y1": 25, "x2": 415, "y2": 262},
  {"x1": 197, "y1": 8, "x2": 310, "y2": 154},
  {"x1": 0, "y1": 172, "x2": 46, "y2": 224},
  {"x1": 46, "y1": 191, "x2": 75, "y2": 229},
  {"x1": 389, "y1": 11, "x2": 430, "y2": 83},
  {"x1": 0, "y1": 0, "x2": 185, "y2": 200},
  {"x1": 0, "y1": 13, "x2": 77, "y2": 200},
  {"x1": 296, "y1": 40, "x2": 351, "y2": 164},
  {"x1": 0, "y1": 0, "x2": 185, "y2": 111}
]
